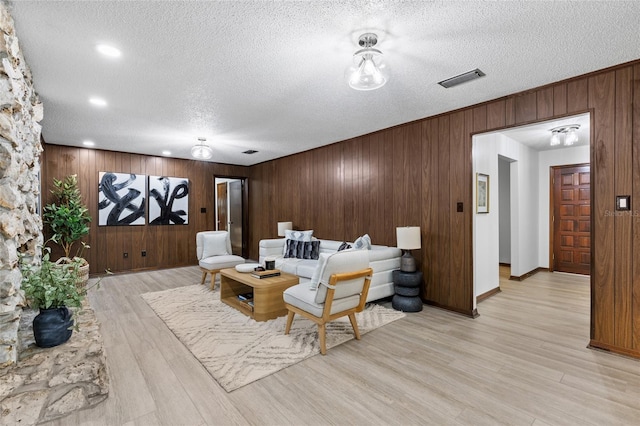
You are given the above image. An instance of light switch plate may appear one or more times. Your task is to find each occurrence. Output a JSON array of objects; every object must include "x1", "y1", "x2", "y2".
[{"x1": 616, "y1": 195, "x2": 631, "y2": 211}]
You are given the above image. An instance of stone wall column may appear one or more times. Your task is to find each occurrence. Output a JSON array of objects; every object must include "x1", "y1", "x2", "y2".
[{"x1": 0, "y1": 1, "x2": 43, "y2": 367}]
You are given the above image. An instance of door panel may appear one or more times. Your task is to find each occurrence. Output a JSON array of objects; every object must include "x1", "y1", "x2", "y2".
[
  {"x1": 217, "y1": 182, "x2": 227, "y2": 231},
  {"x1": 228, "y1": 180, "x2": 243, "y2": 256},
  {"x1": 552, "y1": 164, "x2": 590, "y2": 275}
]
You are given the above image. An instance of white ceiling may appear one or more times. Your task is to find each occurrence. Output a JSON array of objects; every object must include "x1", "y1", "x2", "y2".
[{"x1": 8, "y1": 1, "x2": 639, "y2": 166}]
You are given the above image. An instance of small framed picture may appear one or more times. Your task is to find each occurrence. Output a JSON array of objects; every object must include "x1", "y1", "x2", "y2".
[{"x1": 476, "y1": 173, "x2": 489, "y2": 214}]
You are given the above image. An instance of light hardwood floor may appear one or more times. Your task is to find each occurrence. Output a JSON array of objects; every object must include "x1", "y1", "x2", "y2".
[{"x1": 50, "y1": 266, "x2": 640, "y2": 426}]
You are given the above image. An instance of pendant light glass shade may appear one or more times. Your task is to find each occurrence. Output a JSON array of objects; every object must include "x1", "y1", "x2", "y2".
[
  {"x1": 549, "y1": 124, "x2": 580, "y2": 147},
  {"x1": 348, "y1": 33, "x2": 388, "y2": 91},
  {"x1": 564, "y1": 127, "x2": 579, "y2": 146},
  {"x1": 191, "y1": 138, "x2": 213, "y2": 159},
  {"x1": 550, "y1": 130, "x2": 562, "y2": 146}
]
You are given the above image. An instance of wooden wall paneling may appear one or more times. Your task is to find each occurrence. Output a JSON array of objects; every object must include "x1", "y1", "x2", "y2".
[
  {"x1": 553, "y1": 83, "x2": 568, "y2": 116},
  {"x1": 589, "y1": 71, "x2": 616, "y2": 345},
  {"x1": 613, "y1": 66, "x2": 633, "y2": 349},
  {"x1": 329, "y1": 143, "x2": 345, "y2": 241},
  {"x1": 567, "y1": 78, "x2": 589, "y2": 114},
  {"x1": 365, "y1": 134, "x2": 380, "y2": 242},
  {"x1": 343, "y1": 138, "x2": 359, "y2": 240},
  {"x1": 514, "y1": 91, "x2": 537, "y2": 124},
  {"x1": 465, "y1": 109, "x2": 476, "y2": 314},
  {"x1": 382, "y1": 130, "x2": 395, "y2": 245},
  {"x1": 472, "y1": 106, "x2": 487, "y2": 133},
  {"x1": 119, "y1": 154, "x2": 133, "y2": 272},
  {"x1": 361, "y1": 137, "x2": 372, "y2": 240},
  {"x1": 536, "y1": 87, "x2": 554, "y2": 120},
  {"x1": 437, "y1": 116, "x2": 451, "y2": 306},
  {"x1": 486, "y1": 100, "x2": 506, "y2": 130},
  {"x1": 505, "y1": 97, "x2": 516, "y2": 126},
  {"x1": 312, "y1": 148, "x2": 328, "y2": 237},
  {"x1": 102, "y1": 151, "x2": 118, "y2": 272},
  {"x1": 173, "y1": 160, "x2": 189, "y2": 266},
  {"x1": 422, "y1": 119, "x2": 439, "y2": 301},
  {"x1": 633, "y1": 64, "x2": 640, "y2": 352},
  {"x1": 448, "y1": 111, "x2": 466, "y2": 309}
]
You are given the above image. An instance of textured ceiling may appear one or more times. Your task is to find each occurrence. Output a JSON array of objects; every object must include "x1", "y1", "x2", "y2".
[{"x1": 8, "y1": 1, "x2": 640, "y2": 166}]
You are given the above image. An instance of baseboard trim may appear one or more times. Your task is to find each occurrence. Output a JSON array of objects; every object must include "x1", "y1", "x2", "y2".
[
  {"x1": 509, "y1": 267, "x2": 549, "y2": 281},
  {"x1": 423, "y1": 300, "x2": 479, "y2": 318},
  {"x1": 477, "y1": 287, "x2": 501, "y2": 303},
  {"x1": 588, "y1": 340, "x2": 640, "y2": 360}
]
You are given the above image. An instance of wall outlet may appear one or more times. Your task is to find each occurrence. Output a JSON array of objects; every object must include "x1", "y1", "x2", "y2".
[
  {"x1": 141, "y1": 250, "x2": 147, "y2": 257},
  {"x1": 123, "y1": 252, "x2": 128, "y2": 258}
]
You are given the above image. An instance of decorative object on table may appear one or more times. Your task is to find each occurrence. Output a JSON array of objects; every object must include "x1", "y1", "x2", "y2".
[
  {"x1": 277, "y1": 221, "x2": 293, "y2": 237},
  {"x1": 235, "y1": 263, "x2": 260, "y2": 273},
  {"x1": 43, "y1": 174, "x2": 92, "y2": 288},
  {"x1": 396, "y1": 226, "x2": 421, "y2": 272},
  {"x1": 392, "y1": 269, "x2": 423, "y2": 312},
  {"x1": 476, "y1": 173, "x2": 489, "y2": 213},
  {"x1": 251, "y1": 269, "x2": 281, "y2": 279},
  {"x1": 142, "y1": 284, "x2": 405, "y2": 391},
  {"x1": 98, "y1": 172, "x2": 146, "y2": 225},
  {"x1": 19, "y1": 243, "x2": 103, "y2": 347},
  {"x1": 264, "y1": 256, "x2": 276, "y2": 270},
  {"x1": 148, "y1": 175, "x2": 189, "y2": 225}
]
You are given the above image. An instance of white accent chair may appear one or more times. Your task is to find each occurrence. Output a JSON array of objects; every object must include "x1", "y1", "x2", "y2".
[
  {"x1": 196, "y1": 231, "x2": 245, "y2": 289},
  {"x1": 283, "y1": 249, "x2": 373, "y2": 355}
]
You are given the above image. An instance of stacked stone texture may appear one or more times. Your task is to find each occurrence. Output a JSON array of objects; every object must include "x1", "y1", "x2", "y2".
[
  {"x1": 0, "y1": 300, "x2": 109, "y2": 425},
  {"x1": 0, "y1": 2, "x2": 44, "y2": 367}
]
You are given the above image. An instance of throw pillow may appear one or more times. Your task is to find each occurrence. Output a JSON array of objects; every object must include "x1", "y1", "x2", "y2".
[
  {"x1": 353, "y1": 234, "x2": 372, "y2": 250},
  {"x1": 201, "y1": 233, "x2": 229, "y2": 258},
  {"x1": 303, "y1": 240, "x2": 321, "y2": 260},
  {"x1": 308, "y1": 252, "x2": 331, "y2": 290},
  {"x1": 283, "y1": 229, "x2": 314, "y2": 255},
  {"x1": 337, "y1": 242, "x2": 352, "y2": 251},
  {"x1": 284, "y1": 239, "x2": 299, "y2": 258}
]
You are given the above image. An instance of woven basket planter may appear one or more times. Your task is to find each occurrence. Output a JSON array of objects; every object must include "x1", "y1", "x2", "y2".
[{"x1": 55, "y1": 257, "x2": 90, "y2": 290}]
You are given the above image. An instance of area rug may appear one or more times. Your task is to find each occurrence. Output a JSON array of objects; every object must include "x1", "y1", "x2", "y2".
[{"x1": 142, "y1": 284, "x2": 405, "y2": 392}]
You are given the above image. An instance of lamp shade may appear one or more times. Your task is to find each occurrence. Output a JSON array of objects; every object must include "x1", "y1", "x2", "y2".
[
  {"x1": 396, "y1": 226, "x2": 421, "y2": 250},
  {"x1": 277, "y1": 221, "x2": 293, "y2": 237}
]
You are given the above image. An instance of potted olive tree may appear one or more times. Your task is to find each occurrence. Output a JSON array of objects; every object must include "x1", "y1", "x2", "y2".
[{"x1": 42, "y1": 174, "x2": 91, "y2": 287}]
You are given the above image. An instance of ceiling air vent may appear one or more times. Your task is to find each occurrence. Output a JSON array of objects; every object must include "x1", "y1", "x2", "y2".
[
  {"x1": 438, "y1": 68, "x2": 486, "y2": 88},
  {"x1": 242, "y1": 150, "x2": 258, "y2": 154}
]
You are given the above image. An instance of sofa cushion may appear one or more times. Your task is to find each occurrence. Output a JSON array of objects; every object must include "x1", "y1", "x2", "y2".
[
  {"x1": 338, "y1": 242, "x2": 352, "y2": 251},
  {"x1": 353, "y1": 234, "x2": 372, "y2": 250},
  {"x1": 201, "y1": 233, "x2": 229, "y2": 258},
  {"x1": 284, "y1": 239, "x2": 320, "y2": 260}
]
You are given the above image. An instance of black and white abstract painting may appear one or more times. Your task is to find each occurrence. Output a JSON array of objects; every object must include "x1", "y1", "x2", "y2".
[
  {"x1": 98, "y1": 172, "x2": 146, "y2": 226},
  {"x1": 148, "y1": 176, "x2": 189, "y2": 225}
]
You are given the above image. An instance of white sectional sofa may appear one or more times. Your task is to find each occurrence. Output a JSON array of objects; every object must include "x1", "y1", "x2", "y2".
[{"x1": 259, "y1": 238, "x2": 401, "y2": 302}]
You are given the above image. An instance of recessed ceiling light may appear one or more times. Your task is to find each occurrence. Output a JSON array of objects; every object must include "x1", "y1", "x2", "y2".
[
  {"x1": 82, "y1": 140, "x2": 95, "y2": 147},
  {"x1": 96, "y1": 44, "x2": 121, "y2": 58},
  {"x1": 89, "y1": 97, "x2": 107, "y2": 107},
  {"x1": 162, "y1": 150, "x2": 171, "y2": 156}
]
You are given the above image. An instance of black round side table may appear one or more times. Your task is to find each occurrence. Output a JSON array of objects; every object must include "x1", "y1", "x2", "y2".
[{"x1": 392, "y1": 270, "x2": 423, "y2": 312}]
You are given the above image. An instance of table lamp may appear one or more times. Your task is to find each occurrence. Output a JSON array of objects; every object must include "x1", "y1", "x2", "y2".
[
  {"x1": 396, "y1": 226, "x2": 421, "y2": 272},
  {"x1": 277, "y1": 221, "x2": 293, "y2": 237}
]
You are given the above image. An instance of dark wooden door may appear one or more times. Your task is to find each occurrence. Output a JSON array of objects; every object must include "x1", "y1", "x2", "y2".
[
  {"x1": 552, "y1": 164, "x2": 590, "y2": 275},
  {"x1": 217, "y1": 182, "x2": 227, "y2": 231}
]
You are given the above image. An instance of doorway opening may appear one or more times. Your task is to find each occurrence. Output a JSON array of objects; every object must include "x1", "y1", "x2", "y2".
[
  {"x1": 472, "y1": 112, "x2": 591, "y2": 309},
  {"x1": 214, "y1": 177, "x2": 248, "y2": 258}
]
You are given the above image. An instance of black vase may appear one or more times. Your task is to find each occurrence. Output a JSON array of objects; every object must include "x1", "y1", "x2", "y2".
[{"x1": 33, "y1": 307, "x2": 73, "y2": 348}]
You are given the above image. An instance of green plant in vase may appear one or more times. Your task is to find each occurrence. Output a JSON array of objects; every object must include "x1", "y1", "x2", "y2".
[{"x1": 43, "y1": 174, "x2": 92, "y2": 286}]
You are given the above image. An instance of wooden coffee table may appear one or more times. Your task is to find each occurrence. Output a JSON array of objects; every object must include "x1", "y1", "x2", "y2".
[{"x1": 219, "y1": 268, "x2": 299, "y2": 321}]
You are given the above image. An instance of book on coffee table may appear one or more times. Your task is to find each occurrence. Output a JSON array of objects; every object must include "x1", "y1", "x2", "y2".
[{"x1": 251, "y1": 269, "x2": 281, "y2": 279}]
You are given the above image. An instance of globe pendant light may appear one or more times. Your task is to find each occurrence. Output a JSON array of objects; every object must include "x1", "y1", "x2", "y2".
[
  {"x1": 348, "y1": 33, "x2": 388, "y2": 91},
  {"x1": 191, "y1": 137, "x2": 213, "y2": 160}
]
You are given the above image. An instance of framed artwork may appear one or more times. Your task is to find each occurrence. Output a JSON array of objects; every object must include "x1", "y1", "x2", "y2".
[
  {"x1": 476, "y1": 173, "x2": 489, "y2": 214},
  {"x1": 98, "y1": 172, "x2": 146, "y2": 225},
  {"x1": 148, "y1": 176, "x2": 189, "y2": 225}
]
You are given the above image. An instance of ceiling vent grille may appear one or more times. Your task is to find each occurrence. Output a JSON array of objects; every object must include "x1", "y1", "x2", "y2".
[
  {"x1": 438, "y1": 68, "x2": 486, "y2": 88},
  {"x1": 242, "y1": 150, "x2": 258, "y2": 154}
]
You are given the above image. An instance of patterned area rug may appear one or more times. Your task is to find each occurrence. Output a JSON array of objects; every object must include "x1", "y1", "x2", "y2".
[{"x1": 142, "y1": 284, "x2": 405, "y2": 392}]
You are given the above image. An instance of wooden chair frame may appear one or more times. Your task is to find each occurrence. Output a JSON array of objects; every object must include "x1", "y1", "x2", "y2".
[
  {"x1": 200, "y1": 267, "x2": 221, "y2": 290},
  {"x1": 284, "y1": 267, "x2": 373, "y2": 355}
]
